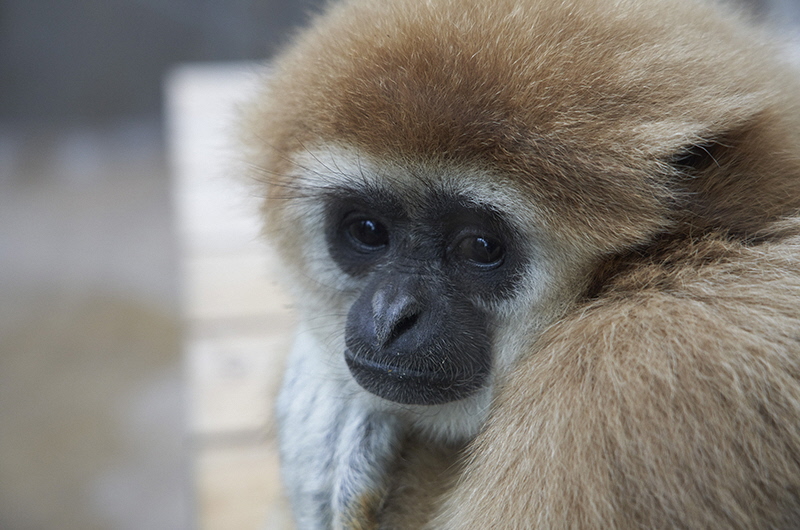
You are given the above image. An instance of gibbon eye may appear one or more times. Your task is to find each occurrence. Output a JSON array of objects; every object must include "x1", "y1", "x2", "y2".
[
  {"x1": 454, "y1": 235, "x2": 504, "y2": 267},
  {"x1": 346, "y1": 218, "x2": 389, "y2": 250}
]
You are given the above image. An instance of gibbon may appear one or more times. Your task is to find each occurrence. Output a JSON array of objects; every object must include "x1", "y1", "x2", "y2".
[{"x1": 243, "y1": 0, "x2": 800, "y2": 527}]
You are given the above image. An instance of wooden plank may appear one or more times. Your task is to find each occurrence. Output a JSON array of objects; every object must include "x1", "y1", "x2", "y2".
[{"x1": 166, "y1": 62, "x2": 294, "y2": 530}]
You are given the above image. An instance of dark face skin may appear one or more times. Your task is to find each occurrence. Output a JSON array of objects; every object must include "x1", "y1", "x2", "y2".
[{"x1": 325, "y1": 186, "x2": 524, "y2": 405}]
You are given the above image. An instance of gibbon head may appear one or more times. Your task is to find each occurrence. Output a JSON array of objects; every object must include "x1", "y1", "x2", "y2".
[{"x1": 246, "y1": 0, "x2": 800, "y2": 429}]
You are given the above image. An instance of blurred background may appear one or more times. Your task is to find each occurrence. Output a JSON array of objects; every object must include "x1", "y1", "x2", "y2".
[
  {"x1": 0, "y1": 1, "x2": 798, "y2": 529},
  {"x1": 0, "y1": 1, "x2": 323, "y2": 529}
]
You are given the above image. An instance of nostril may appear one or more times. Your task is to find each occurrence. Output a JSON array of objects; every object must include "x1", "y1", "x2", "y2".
[{"x1": 388, "y1": 312, "x2": 419, "y2": 345}]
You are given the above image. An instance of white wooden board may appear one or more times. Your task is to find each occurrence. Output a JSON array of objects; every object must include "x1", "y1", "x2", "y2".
[{"x1": 166, "y1": 62, "x2": 294, "y2": 530}]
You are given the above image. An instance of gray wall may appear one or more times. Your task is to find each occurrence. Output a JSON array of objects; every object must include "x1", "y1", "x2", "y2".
[{"x1": 0, "y1": 0, "x2": 324, "y2": 124}]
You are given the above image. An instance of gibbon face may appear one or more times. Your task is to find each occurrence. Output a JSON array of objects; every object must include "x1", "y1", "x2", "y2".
[
  {"x1": 332, "y1": 185, "x2": 520, "y2": 405},
  {"x1": 248, "y1": 0, "x2": 800, "y2": 420},
  {"x1": 268, "y1": 152, "x2": 577, "y2": 418}
]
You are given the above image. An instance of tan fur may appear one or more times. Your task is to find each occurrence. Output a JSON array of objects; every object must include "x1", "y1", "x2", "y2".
[
  {"x1": 245, "y1": 0, "x2": 800, "y2": 527},
  {"x1": 433, "y1": 230, "x2": 800, "y2": 529}
]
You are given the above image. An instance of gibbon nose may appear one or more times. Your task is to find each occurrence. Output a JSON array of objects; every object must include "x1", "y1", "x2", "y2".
[{"x1": 370, "y1": 277, "x2": 423, "y2": 348}]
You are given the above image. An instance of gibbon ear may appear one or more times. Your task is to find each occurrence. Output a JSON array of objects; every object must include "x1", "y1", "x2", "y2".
[
  {"x1": 671, "y1": 140, "x2": 725, "y2": 174},
  {"x1": 670, "y1": 112, "x2": 800, "y2": 238}
]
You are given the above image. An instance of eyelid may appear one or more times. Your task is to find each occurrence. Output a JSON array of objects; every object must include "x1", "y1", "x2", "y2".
[{"x1": 447, "y1": 225, "x2": 500, "y2": 246}]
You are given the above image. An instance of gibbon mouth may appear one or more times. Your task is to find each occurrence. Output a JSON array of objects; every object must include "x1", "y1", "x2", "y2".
[
  {"x1": 346, "y1": 351, "x2": 446, "y2": 382},
  {"x1": 344, "y1": 349, "x2": 481, "y2": 405}
]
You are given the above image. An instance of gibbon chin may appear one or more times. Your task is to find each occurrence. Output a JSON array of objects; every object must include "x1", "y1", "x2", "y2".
[{"x1": 243, "y1": 0, "x2": 800, "y2": 528}]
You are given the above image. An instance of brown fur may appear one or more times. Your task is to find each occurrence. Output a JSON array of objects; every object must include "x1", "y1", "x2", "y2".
[
  {"x1": 245, "y1": 0, "x2": 800, "y2": 527},
  {"x1": 249, "y1": 0, "x2": 800, "y2": 252}
]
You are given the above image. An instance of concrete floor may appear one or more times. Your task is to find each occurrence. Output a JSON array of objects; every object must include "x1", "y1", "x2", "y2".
[{"x1": 0, "y1": 121, "x2": 188, "y2": 529}]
